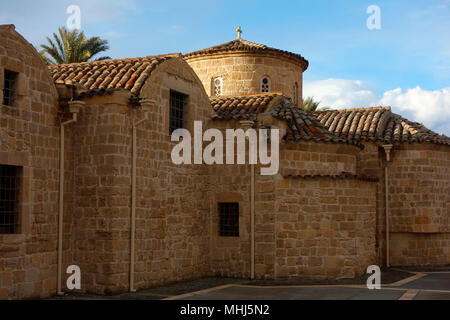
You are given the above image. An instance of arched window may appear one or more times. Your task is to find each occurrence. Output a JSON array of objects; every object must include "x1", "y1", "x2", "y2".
[
  {"x1": 261, "y1": 77, "x2": 270, "y2": 93},
  {"x1": 293, "y1": 82, "x2": 299, "y2": 105},
  {"x1": 212, "y1": 77, "x2": 223, "y2": 96}
]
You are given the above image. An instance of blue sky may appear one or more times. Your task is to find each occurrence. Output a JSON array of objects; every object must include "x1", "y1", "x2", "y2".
[{"x1": 1, "y1": 0, "x2": 449, "y2": 134}]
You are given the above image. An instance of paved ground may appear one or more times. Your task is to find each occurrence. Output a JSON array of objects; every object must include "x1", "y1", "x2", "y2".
[
  {"x1": 175, "y1": 285, "x2": 407, "y2": 300},
  {"x1": 53, "y1": 268, "x2": 450, "y2": 300},
  {"x1": 165, "y1": 270, "x2": 450, "y2": 300},
  {"x1": 400, "y1": 273, "x2": 450, "y2": 291}
]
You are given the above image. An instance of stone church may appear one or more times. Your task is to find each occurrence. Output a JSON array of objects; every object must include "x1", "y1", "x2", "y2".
[{"x1": 0, "y1": 24, "x2": 449, "y2": 299}]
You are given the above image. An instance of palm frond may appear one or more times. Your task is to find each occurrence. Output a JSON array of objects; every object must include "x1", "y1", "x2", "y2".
[
  {"x1": 39, "y1": 26, "x2": 110, "y2": 64},
  {"x1": 302, "y1": 96, "x2": 321, "y2": 112},
  {"x1": 93, "y1": 56, "x2": 112, "y2": 61}
]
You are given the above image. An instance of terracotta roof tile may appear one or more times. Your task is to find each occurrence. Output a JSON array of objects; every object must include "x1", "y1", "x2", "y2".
[
  {"x1": 211, "y1": 93, "x2": 362, "y2": 147},
  {"x1": 184, "y1": 39, "x2": 308, "y2": 70},
  {"x1": 313, "y1": 107, "x2": 450, "y2": 146},
  {"x1": 48, "y1": 54, "x2": 179, "y2": 96},
  {"x1": 270, "y1": 100, "x2": 361, "y2": 146},
  {"x1": 210, "y1": 92, "x2": 280, "y2": 121}
]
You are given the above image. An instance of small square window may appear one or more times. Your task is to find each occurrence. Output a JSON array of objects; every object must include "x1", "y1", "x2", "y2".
[
  {"x1": 3, "y1": 70, "x2": 18, "y2": 106},
  {"x1": 169, "y1": 90, "x2": 187, "y2": 134},
  {"x1": 218, "y1": 202, "x2": 239, "y2": 237},
  {"x1": 0, "y1": 165, "x2": 21, "y2": 234}
]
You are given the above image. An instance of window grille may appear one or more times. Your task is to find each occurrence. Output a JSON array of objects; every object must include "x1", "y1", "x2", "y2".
[
  {"x1": 218, "y1": 202, "x2": 239, "y2": 237},
  {"x1": 0, "y1": 165, "x2": 20, "y2": 234},
  {"x1": 212, "y1": 77, "x2": 223, "y2": 96},
  {"x1": 3, "y1": 70, "x2": 18, "y2": 106},
  {"x1": 261, "y1": 77, "x2": 270, "y2": 93},
  {"x1": 169, "y1": 90, "x2": 187, "y2": 134}
]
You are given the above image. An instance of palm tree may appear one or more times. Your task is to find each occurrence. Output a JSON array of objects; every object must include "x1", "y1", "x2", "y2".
[
  {"x1": 302, "y1": 96, "x2": 320, "y2": 112},
  {"x1": 302, "y1": 97, "x2": 331, "y2": 112},
  {"x1": 39, "y1": 27, "x2": 111, "y2": 65}
]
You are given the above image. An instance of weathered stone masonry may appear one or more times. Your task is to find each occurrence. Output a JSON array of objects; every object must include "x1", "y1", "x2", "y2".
[
  {"x1": 0, "y1": 25, "x2": 60, "y2": 299},
  {"x1": 1, "y1": 25, "x2": 449, "y2": 299}
]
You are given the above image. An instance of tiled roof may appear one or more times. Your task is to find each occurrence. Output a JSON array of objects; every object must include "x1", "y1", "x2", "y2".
[
  {"x1": 312, "y1": 107, "x2": 450, "y2": 146},
  {"x1": 270, "y1": 100, "x2": 362, "y2": 146},
  {"x1": 210, "y1": 92, "x2": 281, "y2": 120},
  {"x1": 48, "y1": 54, "x2": 179, "y2": 96},
  {"x1": 210, "y1": 93, "x2": 361, "y2": 147},
  {"x1": 184, "y1": 39, "x2": 309, "y2": 70}
]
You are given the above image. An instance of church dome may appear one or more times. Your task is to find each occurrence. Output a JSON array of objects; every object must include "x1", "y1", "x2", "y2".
[
  {"x1": 184, "y1": 38, "x2": 309, "y2": 71},
  {"x1": 184, "y1": 27, "x2": 308, "y2": 106}
]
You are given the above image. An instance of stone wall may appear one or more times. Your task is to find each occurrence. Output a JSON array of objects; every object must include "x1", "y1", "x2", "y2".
[
  {"x1": 356, "y1": 143, "x2": 385, "y2": 265},
  {"x1": 0, "y1": 25, "x2": 60, "y2": 299},
  {"x1": 69, "y1": 91, "x2": 133, "y2": 294},
  {"x1": 65, "y1": 58, "x2": 214, "y2": 295},
  {"x1": 356, "y1": 141, "x2": 450, "y2": 267},
  {"x1": 206, "y1": 168, "x2": 378, "y2": 280},
  {"x1": 202, "y1": 121, "x2": 271, "y2": 279},
  {"x1": 2, "y1": 26, "x2": 449, "y2": 299},
  {"x1": 202, "y1": 131, "x2": 376, "y2": 280},
  {"x1": 274, "y1": 175, "x2": 377, "y2": 279},
  {"x1": 387, "y1": 143, "x2": 450, "y2": 266},
  {"x1": 281, "y1": 142, "x2": 358, "y2": 176},
  {"x1": 388, "y1": 143, "x2": 449, "y2": 234},
  {"x1": 207, "y1": 165, "x2": 253, "y2": 278},
  {"x1": 390, "y1": 232, "x2": 450, "y2": 266},
  {"x1": 185, "y1": 53, "x2": 304, "y2": 106},
  {"x1": 134, "y1": 58, "x2": 213, "y2": 290}
]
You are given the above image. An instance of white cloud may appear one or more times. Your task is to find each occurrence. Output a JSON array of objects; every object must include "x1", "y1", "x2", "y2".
[
  {"x1": 304, "y1": 79, "x2": 378, "y2": 108},
  {"x1": 304, "y1": 79, "x2": 450, "y2": 136},
  {"x1": 380, "y1": 86, "x2": 450, "y2": 130}
]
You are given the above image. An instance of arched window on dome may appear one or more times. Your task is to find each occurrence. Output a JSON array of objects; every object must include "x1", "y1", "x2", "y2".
[
  {"x1": 261, "y1": 77, "x2": 270, "y2": 93},
  {"x1": 293, "y1": 82, "x2": 299, "y2": 106},
  {"x1": 212, "y1": 77, "x2": 223, "y2": 96}
]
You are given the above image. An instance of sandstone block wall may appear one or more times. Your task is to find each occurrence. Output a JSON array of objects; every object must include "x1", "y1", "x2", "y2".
[
  {"x1": 69, "y1": 92, "x2": 133, "y2": 294},
  {"x1": 274, "y1": 176, "x2": 377, "y2": 279},
  {"x1": 185, "y1": 53, "x2": 303, "y2": 106},
  {"x1": 0, "y1": 25, "x2": 59, "y2": 299},
  {"x1": 388, "y1": 143, "x2": 449, "y2": 234},
  {"x1": 133, "y1": 58, "x2": 213, "y2": 290},
  {"x1": 203, "y1": 121, "x2": 270, "y2": 279},
  {"x1": 2, "y1": 26, "x2": 449, "y2": 299},
  {"x1": 281, "y1": 142, "x2": 358, "y2": 176},
  {"x1": 207, "y1": 165, "x2": 253, "y2": 278},
  {"x1": 387, "y1": 143, "x2": 449, "y2": 266},
  {"x1": 390, "y1": 232, "x2": 450, "y2": 266},
  {"x1": 56, "y1": 58, "x2": 214, "y2": 295},
  {"x1": 356, "y1": 143, "x2": 385, "y2": 265},
  {"x1": 203, "y1": 134, "x2": 376, "y2": 280},
  {"x1": 356, "y1": 142, "x2": 450, "y2": 267}
]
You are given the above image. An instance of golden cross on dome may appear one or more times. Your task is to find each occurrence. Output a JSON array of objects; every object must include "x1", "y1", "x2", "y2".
[{"x1": 236, "y1": 26, "x2": 242, "y2": 40}]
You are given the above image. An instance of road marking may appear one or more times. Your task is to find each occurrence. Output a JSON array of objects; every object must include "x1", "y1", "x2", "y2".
[
  {"x1": 235, "y1": 284, "x2": 368, "y2": 289},
  {"x1": 163, "y1": 271, "x2": 449, "y2": 301},
  {"x1": 163, "y1": 284, "x2": 236, "y2": 300},
  {"x1": 399, "y1": 289, "x2": 420, "y2": 300},
  {"x1": 389, "y1": 272, "x2": 426, "y2": 287}
]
